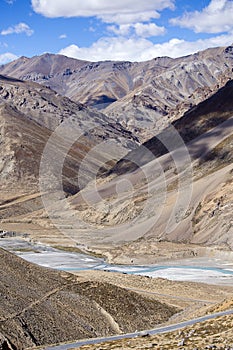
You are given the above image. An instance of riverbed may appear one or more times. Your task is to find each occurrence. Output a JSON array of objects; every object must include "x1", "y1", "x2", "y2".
[{"x1": 1, "y1": 238, "x2": 233, "y2": 285}]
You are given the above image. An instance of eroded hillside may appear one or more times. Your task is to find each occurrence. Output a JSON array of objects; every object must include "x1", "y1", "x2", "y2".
[
  {"x1": 0, "y1": 248, "x2": 179, "y2": 349},
  {"x1": 0, "y1": 49, "x2": 232, "y2": 263},
  {"x1": 0, "y1": 74, "x2": 138, "y2": 195},
  {"x1": 1, "y1": 45, "x2": 233, "y2": 141}
]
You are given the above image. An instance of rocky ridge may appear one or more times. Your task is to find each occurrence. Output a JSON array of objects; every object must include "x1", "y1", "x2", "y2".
[{"x1": 1, "y1": 45, "x2": 233, "y2": 141}]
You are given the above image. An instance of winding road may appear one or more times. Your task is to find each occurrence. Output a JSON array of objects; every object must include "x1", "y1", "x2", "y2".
[{"x1": 44, "y1": 309, "x2": 233, "y2": 349}]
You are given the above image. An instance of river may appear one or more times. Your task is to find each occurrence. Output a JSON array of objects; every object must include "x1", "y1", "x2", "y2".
[{"x1": 1, "y1": 238, "x2": 233, "y2": 285}]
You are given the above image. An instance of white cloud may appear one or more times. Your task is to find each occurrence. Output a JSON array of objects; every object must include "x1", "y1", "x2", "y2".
[
  {"x1": 170, "y1": 0, "x2": 233, "y2": 34},
  {"x1": 59, "y1": 32, "x2": 233, "y2": 62},
  {"x1": 59, "y1": 38, "x2": 153, "y2": 62},
  {"x1": 134, "y1": 23, "x2": 165, "y2": 37},
  {"x1": 59, "y1": 34, "x2": 67, "y2": 39},
  {"x1": 100, "y1": 11, "x2": 160, "y2": 25},
  {"x1": 31, "y1": 0, "x2": 172, "y2": 47},
  {"x1": 108, "y1": 22, "x2": 165, "y2": 37},
  {"x1": 108, "y1": 24, "x2": 131, "y2": 36},
  {"x1": 0, "y1": 52, "x2": 18, "y2": 65},
  {"x1": 4, "y1": 0, "x2": 15, "y2": 4},
  {"x1": 89, "y1": 27, "x2": 96, "y2": 33},
  {"x1": 32, "y1": 0, "x2": 233, "y2": 63},
  {"x1": 141, "y1": 33, "x2": 233, "y2": 59},
  {"x1": 1, "y1": 23, "x2": 34, "y2": 36},
  {"x1": 31, "y1": 0, "x2": 175, "y2": 24}
]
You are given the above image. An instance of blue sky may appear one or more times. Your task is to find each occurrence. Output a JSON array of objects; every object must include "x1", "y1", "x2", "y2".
[{"x1": 0, "y1": 0, "x2": 233, "y2": 64}]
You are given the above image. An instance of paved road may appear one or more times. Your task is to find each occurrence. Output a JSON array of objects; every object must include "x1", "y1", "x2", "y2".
[{"x1": 44, "y1": 308, "x2": 233, "y2": 349}]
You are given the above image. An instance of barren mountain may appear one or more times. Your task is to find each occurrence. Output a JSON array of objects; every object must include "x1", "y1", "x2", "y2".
[
  {"x1": 0, "y1": 74, "x2": 138, "y2": 196},
  {"x1": 0, "y1": 248, "x2": 178, "y2": 349},
  {"x1": 1, "y1": 40, "x2": 233, "y2": 350},
  {"x1": 1, "y1": 45, "x2": 233, "y2": 141},
  {"x1": 0, "y1": 53, "x2": 89, "y2": 95},
  {"x1": 78, "y1": 309, "x2": 233, "y2": 350},
  {"x1": 19, "y1": 79, "x2": 231, "y2": 259},
  {"x1": 0, "y1": 73, "x2": 232, "y2": 258},
  {"x1": 111, "y1": 79, "x2": 233, "y2": 174},
  {"x1": 105, "y1": 45, "x2": 233, "y2": 139},
  {"x1": 73, "y1": 271, "x2": 233, "y2": 350},
  {"x1": 101, "y1": 81, "x2": 233, "y2": 256},
  {"x1": 0, "y1": 74, "x2": 137, "y2": 145}
]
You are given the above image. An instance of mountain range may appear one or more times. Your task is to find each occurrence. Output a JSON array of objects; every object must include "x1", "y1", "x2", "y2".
[
  {"x1": 0, "y1": 43, "x2": 233, "y2": 349},
  {"x1": 0, "y1": 44, "x2": 232, "y2": 258},
  {"x1": 1, "y1": 45, "x2": 233, "y2": 141},
  {"x1": 0, "y1": 74, "x2": 137, "y2": 195}
]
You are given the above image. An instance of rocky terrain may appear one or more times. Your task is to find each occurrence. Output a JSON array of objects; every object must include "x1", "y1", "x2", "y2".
[
  {"x1": 24, "y1": 271, "x2": 233, "y2": 350},
  {"x1": 0, "y1": 74, "x2": 137, "y2": 195},
  {"x1": 0, "y1": 248, "x2": 179, "y2": 349},
  {"x1": 0, "y1": 44, "x2": 233, "y2": 350},
  {"x1": 0, "y1": 73, "x2": 232, "y2": 257},
  {"x1": 1, "y1": 253, "x2": 232, "y2": 350},
  {"x1": 109, "y1": 79, "x2": 233, "y2": 173},
  {"x1": 31, "y1": 79, "x2": 231, "y2": 257},
  {"x1": 1, "y1": 45, "x2": 233, "y2": 141},
  {"x1": 73, "y1": 275, "x2": 233, "y2": 350},
  {"x1": 77, "y1": 312, "x2": 233, "y2": 350}
]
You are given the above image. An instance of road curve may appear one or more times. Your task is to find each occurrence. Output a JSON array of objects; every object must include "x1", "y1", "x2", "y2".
[{"x1": 43, "y1": 309, "x2": 233, "y2": 350}]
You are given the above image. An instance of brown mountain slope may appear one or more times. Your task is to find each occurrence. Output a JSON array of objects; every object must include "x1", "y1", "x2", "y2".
[
  {"x1": 0, "y1": 74, "x2": 137, "y2": 146},
  {"x1": 0, "y1": 100, "x2": 92, "y2": 197},
  {"x1": 0, "y1": 73, "x2": 139, "y2": 230},
  {"x1": 105, "y1": 45, "x2": 233, "y2": 139},
  {"x1": 45, "y1": 81, "x2": 232, "y2": 257},
  {"x1": 0, "y1": 54, "x2": 140, "y2": 107},
  {"x1": 0, "y1": 101, "x2": 50, "y2": 190},
  {"x1": 1, "y1": 46, "x2": 233, "y2": 141},
  {"x1": 1, "y1": 75, "x2": 137, "y2": 253},
  {"x1": 0, "y1": 74, "x2": 138, "y2": 193},
  {"x1": 1, "y1": 79, "x2": 232, "y2": 253},
  {"x1": 111, "y1": 79, "x2": 233, "y2": 175},
  {"x1": 0, "y1": 53, "x2": 89, "y2": 93},
  {"x1": 0, "y1": 52, "x2": 232, "y2": 257},
  {"x1": 0, "y1": 248, "x2": 178, "y2": 349}
]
